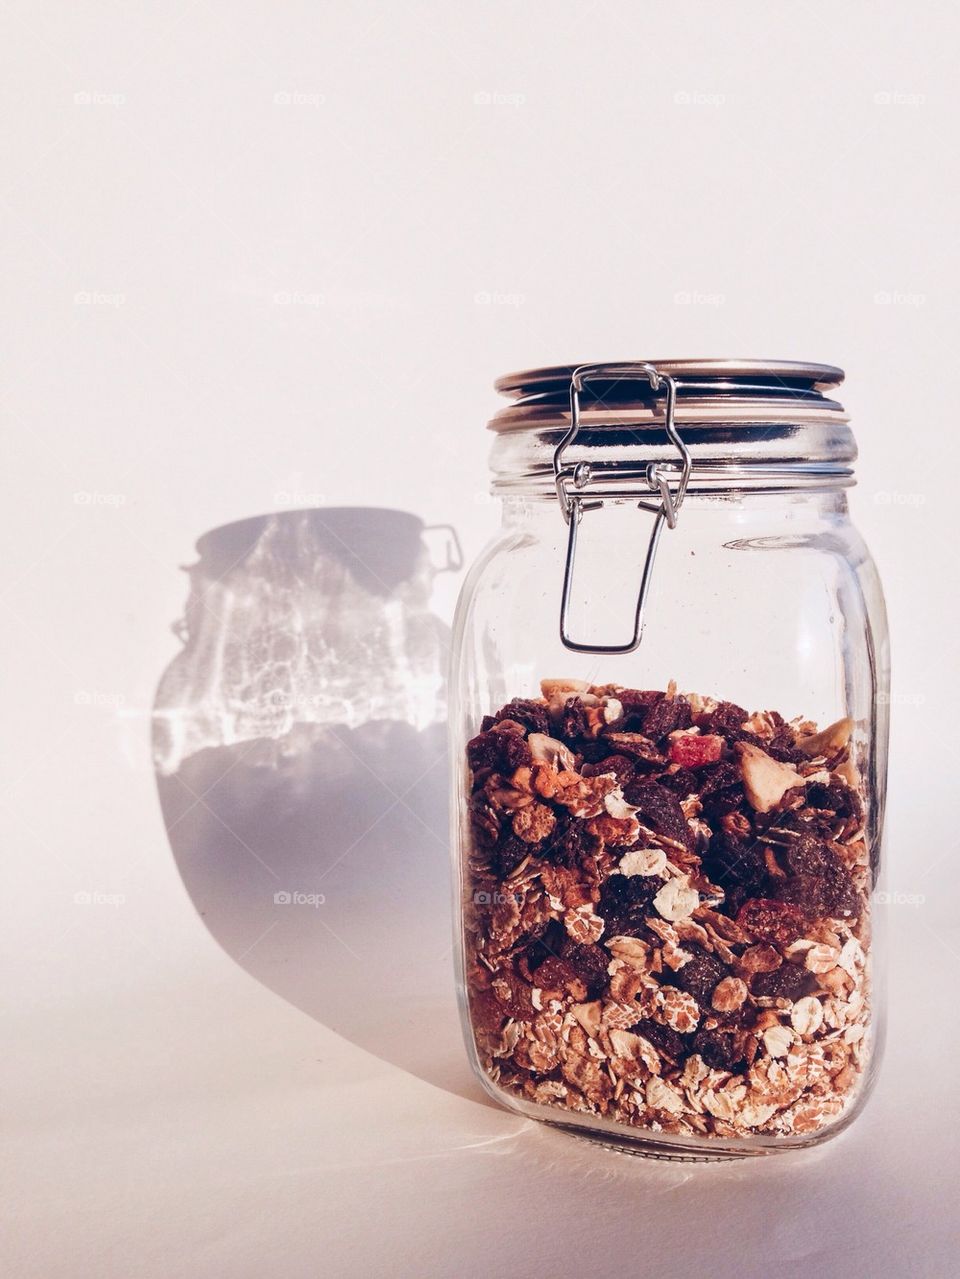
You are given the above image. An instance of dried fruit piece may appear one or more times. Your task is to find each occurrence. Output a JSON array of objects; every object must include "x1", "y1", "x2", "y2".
[
  {"x1": 622, "y1": 780, "x2": 695, "y2": 851},
  {"x1": 735, "y1": 742, "x2": 807, "y2": 813},
  {"x1": 752, "y1": 962, "x2": 810, "y2": 1001},
  {"x1": 491, "y1": 698, "x2": 551, "y2": 736},
  {"x1": 797, "y1": 717, "x2": 854, "y2": 758},
  {"x1": 668, "y1": 734, "x2": 724, "y2": 768},
  {"x1": 737, "y1": 898, "x2": 806, "y2": 946},
  {"x1": 672, "y1": 944, "x2": 727, "y2": 1004}
]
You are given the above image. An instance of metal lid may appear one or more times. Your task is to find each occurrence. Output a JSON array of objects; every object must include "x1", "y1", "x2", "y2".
[
  {"x1": 495, "y1": 359, "x2": 844, "y2": 398},
  {"x1": 491, "y1": 359, "x2": 845, "y2": 432}
]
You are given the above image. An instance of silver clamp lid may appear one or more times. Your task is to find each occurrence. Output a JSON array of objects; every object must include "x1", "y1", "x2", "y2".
[{"x1": 554, "y1": 362, "x2": 691, "y2": 655}]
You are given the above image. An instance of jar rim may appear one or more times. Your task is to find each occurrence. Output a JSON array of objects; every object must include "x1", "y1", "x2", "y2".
[{"x1": 490, "y1": 359, "x2": 847, "y2": 434}]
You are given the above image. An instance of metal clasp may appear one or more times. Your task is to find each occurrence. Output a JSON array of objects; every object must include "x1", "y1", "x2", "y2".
[{"x1": 553, "y1": 363, "x2": 691, "y2": 654}]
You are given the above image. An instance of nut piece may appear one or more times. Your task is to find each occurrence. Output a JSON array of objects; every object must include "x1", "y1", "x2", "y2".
[
  {"x1": 797, "y1": 717, "x2": 854, "y2": 758},
  {"x1": 653, "y1": 876, "x2": 700, "y2": 922},
  {"x1": 735, "y1": 742, "x2": 807, "y2": 813},
  {"x1": 712, "y1": 976, "x2": 748, "y2": 1012},
  {"x1": 527, "y1": 732, "x2": 576, "y2": 771}
]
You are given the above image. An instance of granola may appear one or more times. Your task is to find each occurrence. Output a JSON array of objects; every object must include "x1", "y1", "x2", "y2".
[{"x1": 464, "y1": 681, "x2": 872, "y2": 1143}]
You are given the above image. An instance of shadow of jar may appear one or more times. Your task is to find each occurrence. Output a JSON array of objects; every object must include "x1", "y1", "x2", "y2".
[{"x1": 153, "y1": 507, "x2": 478, "y2": 1098}]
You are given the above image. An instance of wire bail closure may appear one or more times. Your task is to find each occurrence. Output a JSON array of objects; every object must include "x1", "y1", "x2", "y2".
[{"x1": 553, "y1": 363, "x2": 692, "y2": 654}]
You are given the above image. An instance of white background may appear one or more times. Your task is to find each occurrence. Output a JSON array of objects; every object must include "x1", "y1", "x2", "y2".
[{"x1": 3, "y1": 3, "x2": 958, "y2": 1276}]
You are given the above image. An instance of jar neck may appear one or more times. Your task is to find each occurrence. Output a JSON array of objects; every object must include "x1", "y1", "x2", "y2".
[
  {"x1": 489, "y1": 416, "x2": 857, "y2": 502},
  {"x1": 499, "y1": 487, "x2": 851, "y2": 528}
]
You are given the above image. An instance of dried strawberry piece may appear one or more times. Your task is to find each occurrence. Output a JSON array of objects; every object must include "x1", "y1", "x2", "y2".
[
  {"x1": 581, "y1": 753, "x2": 636, "y2": 785},
  {"x1": 491, "y1": 698, "x2": 550, "y2": 736},
  {"x1": 631, "y1": 1018, "x2": 686, "y2": 1061},
  {"x1": 622, "y1": 779, "x2": 694, "y2": 852},
  {"x1": 736, "y1": 897, "x2": 806, "y2": 945},
  {"x1": 670, "y1": 945, "x2": 728, "y2": 1004},
  {"x1": 752, "y1": 962, "x2": 811, "y2": 1001},
  {"x1": 668, "y1": 734, "x2": 724, "y2": 768},
  {"x1": 692, "y1": 1027, "x2": 743, "y2": 1071},
  {"x1": 639, "y1": 695, "x2": 692, "y2": 741}
]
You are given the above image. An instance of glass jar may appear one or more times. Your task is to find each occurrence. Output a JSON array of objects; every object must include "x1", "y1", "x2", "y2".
[{"x1": 450, "y1": 361, "x2": 888, "y2": 1158}]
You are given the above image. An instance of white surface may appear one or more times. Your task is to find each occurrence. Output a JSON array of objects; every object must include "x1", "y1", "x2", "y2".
[{"x1": 2, "y1": 3, "x2": 959, "y2": 1275}]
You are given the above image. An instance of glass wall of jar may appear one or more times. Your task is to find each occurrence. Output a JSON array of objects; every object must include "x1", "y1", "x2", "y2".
[{"x1": 450, "y1": 361, "x2": 889, "y2": 1158}]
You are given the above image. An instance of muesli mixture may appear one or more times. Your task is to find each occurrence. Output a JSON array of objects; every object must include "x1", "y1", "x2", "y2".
[{"x1": 464, "y1": 680, "x2": 872, "y2": 1141}]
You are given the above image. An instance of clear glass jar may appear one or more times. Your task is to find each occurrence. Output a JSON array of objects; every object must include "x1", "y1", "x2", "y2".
[{"x1": 450, "y1": 361, "x2": 889, "y2": 1158}]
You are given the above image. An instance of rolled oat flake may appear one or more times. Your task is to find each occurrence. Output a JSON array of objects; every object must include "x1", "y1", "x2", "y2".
[{"x1": 451, "y1": 359, "x2": 889, "y2": 1158}]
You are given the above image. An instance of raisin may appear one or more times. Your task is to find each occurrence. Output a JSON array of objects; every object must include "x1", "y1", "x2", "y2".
[
  {"x1": 704, "y1": 701, "x2": 749, "y2": 737},
  {"x1": 821, "y1": 858, "x2": 860, "y2": 917},
  {"x1": 784, "y1": 833, "x2": 832, "y2": 877},
  {"x1": 773, "y1": 874, "x2": 833, "y2": 918},
  {"x1": 524, "y1": 919, "x2": 567, "y2": 973},
  {"x1": 657, "y1": 766, "x2": 699, "y2": 797},
  {"x1": 581, "y1": 753, "x2": 636, "y2": 785},
  {"x1": 466, "y1": 729, "x2": 531, "y2": 773},
  {"x1": 492, "y1": 833, "x2": 534, "y2": 878},
  {"x1": 702, "y1": 836, "x2": 768, "y2": 894},
  {"x1": 622, "y1": 779, "x2": 694, "y2": 851},
  {"x1": 692, "y1": 1027, "x2": 743, "y2": 1071},
  {"x1": 546, "y1": 818, "x2": 602, "y2": 870},
  {"x1": 559, "y1": 939, "x2": 609, "y2": 998},
  {"x1": 491, "y1": 698, "x2": 550, "y2": 736},
  {"x1": 631, "y1": 1018, "x2": 686, "y2": 1061},
  {"x1": 752, "y1": 962, "x2": 810, "y2": 1001},
  {"x1": 736, "y1": 898, "x2": 806, "y2": 946},
  {"x1": 598, "y1": 873, "x2": 662, "y2": 937},
  {"x1": 640, "y1": 695, "x2": 692, "y2": 740},
  {"x1": 560, "y1": 697, "x2": 590, "y2": 741},
  {"x1": 670, "y1": 945, "x2": 728, "y2": 1004},
  {"x1": 617, "y1": 688, "x2": 663, "y2": 728}
]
